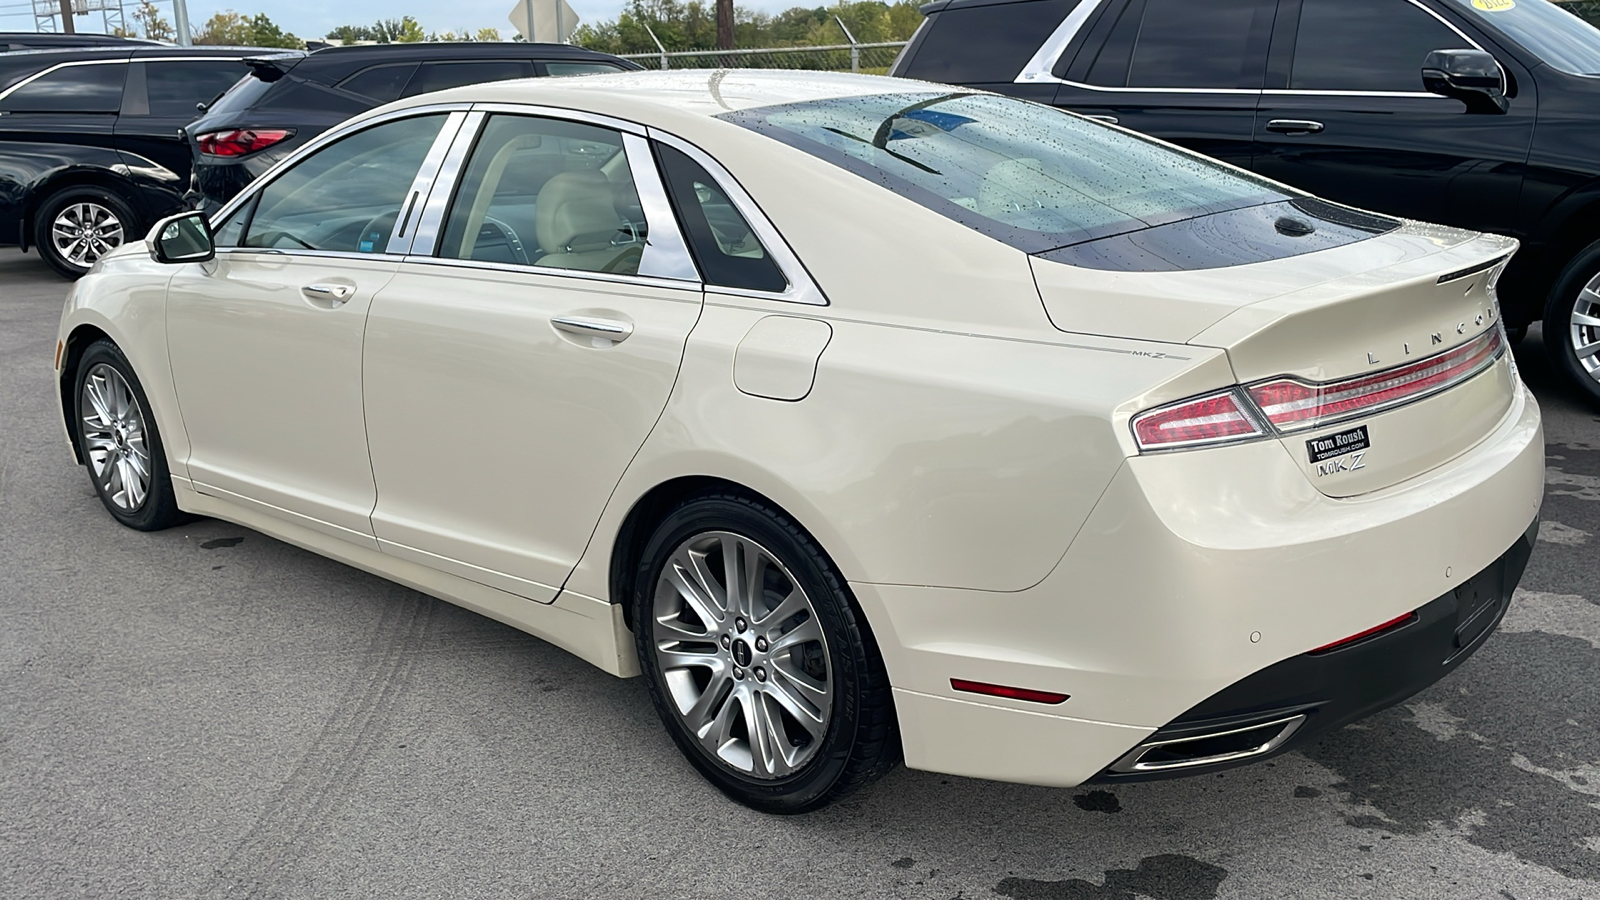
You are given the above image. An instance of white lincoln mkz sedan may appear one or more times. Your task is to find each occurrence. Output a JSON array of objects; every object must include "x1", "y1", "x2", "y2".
[{"x1": 55, "y1": 70, "x2": 1544, "y2": 812}]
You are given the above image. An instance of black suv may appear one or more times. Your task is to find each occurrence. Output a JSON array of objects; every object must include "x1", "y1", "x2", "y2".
[
  {"x1": 185, "y1": 42, "x2": 640, "y2": 209},
  {"x1": 893, "y1": 0, "x2": 1600, "y2": 402},
  {"x1": 0, "y1": 45, "x2": 265, "y2": 277}
]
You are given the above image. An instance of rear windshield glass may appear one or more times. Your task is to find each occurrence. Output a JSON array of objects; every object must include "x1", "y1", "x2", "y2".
[
  {"x1": 724, "y1": 92, "x2": 1292, "y2": 253},
  {"x1": 201, "y1": 70, "x2": 275, "y2": 117},
  {"x1": 1445, "y1": 0, "x2": 1600, "y2": 77}
]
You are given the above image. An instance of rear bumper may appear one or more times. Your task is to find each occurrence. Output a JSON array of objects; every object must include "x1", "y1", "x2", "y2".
[
  {"x1": 855, "y1": 380, "x2": 1543, "y2": 788},
  {"x1": 1093, "y1": 517, "x2": 1535, "y2": 780}
]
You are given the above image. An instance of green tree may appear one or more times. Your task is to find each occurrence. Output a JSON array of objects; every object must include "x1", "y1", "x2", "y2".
[
  {"x1": 193, "y1": 9, "x2": 301, "y2": 48},
  {"x1": 132, "y1": 0, "x2": 174, "y2": 42},
  {"x1": 476, "y1": 27, "x2": 503, "y2": 41},
  {"x1": 573, "y1": 0, "x2": 922, "y2": 53}
]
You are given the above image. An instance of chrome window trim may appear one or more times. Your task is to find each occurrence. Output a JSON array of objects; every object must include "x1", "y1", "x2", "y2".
[
  {"x1": 468, "y1": 101, "x2": 648, "y2": 136},
  {"x1": 213, "y1": 248, "x2": 396, "y2": 263},
  {"x1": 1015, "y1": 0, "x2": 1498, "y2": 97},
  {"x1": 0, "y1": 56, "x2": 253, "y2": 105},
  {"x1": 395, "y1": 254, "x2": 704, "y2": 294},
  {"x1": 385, "y1": 111, "x2": 471, "y2": 255},
  {"x1": 623, "y1": 132, "x2": 699, "y2": 282},
  {"x1": 407, "y1": 111, "x2": 485, "y2": 258},
  {"x1": 647, "y1": 126, "x2": 828, "y2": 307},
  {"x1": 208, "y1": 102, "x2": 476, "y2": 230}
]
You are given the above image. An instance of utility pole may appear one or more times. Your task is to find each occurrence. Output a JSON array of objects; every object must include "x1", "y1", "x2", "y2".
[
  {"x1": 173, "y1": 0, "x2": 192, "y2": 45},
  {"x1": 716, "y1": 0, "x2": 732, "y2": 50},
  {"x1": 57, "y1": 0, "x2": 75, "y2": 34}
]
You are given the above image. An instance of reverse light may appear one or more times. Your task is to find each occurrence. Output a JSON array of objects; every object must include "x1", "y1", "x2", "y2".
[
  {"x1": 196, "y1": 128, "x2": 293, "y2": 157},
  {"x1": 1247, "y1": 327, "x2": 1504, "y2": 433},
  {"x1": 950, "y1": 679, "x2": 1070, "y2": 705},
  {"x1": 1131, "y1": 389, "x2": 1265, "y2": 451}
]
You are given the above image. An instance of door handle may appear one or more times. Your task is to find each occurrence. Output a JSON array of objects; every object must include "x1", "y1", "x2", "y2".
[
  {"x1": 1081, "y1": 114, "x2": 1119, "y2": 125},
  {"x1": 301, "y1": 283, "x2": 353, "y2": 306},
  {"x1": 551, "y1": 315, "x2": 633, "y2": 346},
  {"x1": 1265, "y1": 119, "x2": 1325, "y2": 135}
]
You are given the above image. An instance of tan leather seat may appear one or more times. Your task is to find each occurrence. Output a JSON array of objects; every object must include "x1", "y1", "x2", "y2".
[{"x1": 534, "y1": 170, "x2": 635, "y2": 273}]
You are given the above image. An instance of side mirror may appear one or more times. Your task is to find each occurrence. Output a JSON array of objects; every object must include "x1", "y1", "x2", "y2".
[
  {"x1": 1422, "y1": 49, "x2": 1508, "y2": 115},
  {"x1": 150, "y1": 210, "x2": 214, "y2": 264}
]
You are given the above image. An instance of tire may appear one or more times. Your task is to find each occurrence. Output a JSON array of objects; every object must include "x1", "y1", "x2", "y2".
[
  {"x1": 1544, "y1": 239, "x2": 1600, "y2": 407},
  {"x1": 632, "y1": 492, "x2": 899, "y2": 813},
  {"x1": 35, "y1": 187, "x2": 137, "y2": 279},
  {"x1": 73, "y1": 340, "x2": 184, "y2": 531}
]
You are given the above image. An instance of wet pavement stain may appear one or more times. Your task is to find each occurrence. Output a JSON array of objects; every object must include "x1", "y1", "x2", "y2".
[
  {"x1": 200, "y1": 537, "x2": 244, "y2": 549},
  {"x1": 994, "y1": 854, "x2": 1227, "y2": 900},
  {"x1": 890, "y1": 857, "x2": 914, "y2": 869},
  {"x1": 1294, "y1": 786, "x2": 1323, "y2": 798},
  {"x1": 1072, "y1": 790, "x2": 1122, "y2": 813}
]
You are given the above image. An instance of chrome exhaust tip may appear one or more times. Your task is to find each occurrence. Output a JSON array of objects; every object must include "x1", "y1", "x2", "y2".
[{"x1": 1109, "y1": 712, "x2": 1308, "y2": 774}]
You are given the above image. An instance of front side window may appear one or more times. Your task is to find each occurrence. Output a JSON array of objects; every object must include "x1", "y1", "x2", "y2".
[
  {"x1": 725, "y1": 91, "x2": 1291, "y2": 253},
  {"x1": 655, "y1": 144, "x2": 785, "y2": 292},
  {"x1": 1126, "y1": 0, "x2": 1270, "y2": 88},
  {"x1": 236, "y1": 114, "x2": 446, "y2": 252},
  {"x1": 1445, "y1": 0, "x2": 1600, "y2": 77},
  {"x1": 0, "y1": 63, "x2": 125, "y2": 113},
  {"x1": 1293, "y1": 0, "x2": 1472, "y2": 91},
  {"x1": 437, "y1": 114, "x2": 647, "y2": 275}
]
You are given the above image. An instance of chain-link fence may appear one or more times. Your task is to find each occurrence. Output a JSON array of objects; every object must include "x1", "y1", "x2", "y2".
[
  {"x1": 1559, "y1": 0, "x2": 1600, "y2": 25},
  {"x1": 621, "y1": 42, "x2": 908, "y2": 75}
]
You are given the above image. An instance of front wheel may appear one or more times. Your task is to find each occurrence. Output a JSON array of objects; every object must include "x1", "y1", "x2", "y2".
[
  {"x1": 1544, "y1": 239, "x2": 1600, "y2": 407},
  {"x1": 633, "y1": 492, "x2": 899, "y2": 813},
  {"x1": 74, "y1": 340, "x2": 184, "y2": 531}
]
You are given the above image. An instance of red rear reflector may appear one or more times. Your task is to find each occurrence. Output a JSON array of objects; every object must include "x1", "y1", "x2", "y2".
[
  {"x1": 1131, "y1": 389, "x2": 1265, "y2": 451},
  {"x1": 1248, "y1": 327, "x2": 1503, "y2": 433},
  {"x1": 951, "y1": 679, "x2": 1070, "y2": 705},
  {"x1": 197, "y1": 128, "x2": 293, "y2": 157},
  {"x1": 1309, "y1": 612, "x2": 1417, "y2": 654}
]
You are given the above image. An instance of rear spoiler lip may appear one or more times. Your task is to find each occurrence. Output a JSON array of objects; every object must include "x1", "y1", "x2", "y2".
[{"x1": 242, "y1": 53, "x2": 304, "y2": 82}]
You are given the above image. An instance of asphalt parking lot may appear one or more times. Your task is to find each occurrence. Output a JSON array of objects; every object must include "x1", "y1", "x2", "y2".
[{"x1": 4, "y1": 249, "x2": 1600, "y2": 900}]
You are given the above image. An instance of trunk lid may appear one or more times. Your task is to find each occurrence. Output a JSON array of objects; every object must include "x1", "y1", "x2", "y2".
[{"x1": 1032, "y1": 223, "x2": 1520, "y2": 496}]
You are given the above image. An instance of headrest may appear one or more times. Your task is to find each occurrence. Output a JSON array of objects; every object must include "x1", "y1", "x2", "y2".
[{"x1": 535, "y1": 170, "x2": 619, "y2": 253}]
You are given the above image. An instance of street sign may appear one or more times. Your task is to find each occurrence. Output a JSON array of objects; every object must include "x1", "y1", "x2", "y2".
[{"x1": 508, "y1": 0, "x2": 578, "y2": 44}]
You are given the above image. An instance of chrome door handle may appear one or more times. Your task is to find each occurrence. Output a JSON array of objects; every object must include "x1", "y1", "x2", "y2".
[
  {"x1": 301, "y1": 283, "x2": 353, "y2": 305},
  {"x1": 551, "y1": 315, "x2": 633, "y2": 344},
  {"x1": 1265, "y1": 119, "x2": 1325, "y2": 135}
]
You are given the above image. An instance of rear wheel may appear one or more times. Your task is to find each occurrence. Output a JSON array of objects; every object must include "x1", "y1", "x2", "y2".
[
  {"x1": 632, "y1": 492, "x2": 899, "y2": 813},
  {"x1": 73, "y1": 341, "x2": 184, "y2": 531},
  {"x1": 36, "y1": 187, "x2": 136, "y2": 279},
  {"x1": 1543, "y1": 240, "x2": 1600, "y2": 407}
]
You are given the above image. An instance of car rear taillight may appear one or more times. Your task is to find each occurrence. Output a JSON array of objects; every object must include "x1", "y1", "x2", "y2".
[
  {"x1": 1131, "y1": 389, "x2": 1266, "y2": 451},
  {"x1": 1246, "y1": 327, "x2": 1504, "y2": 433},
  {"x1": 196, "y1": 128, "x2": 293, "y2": 157}
]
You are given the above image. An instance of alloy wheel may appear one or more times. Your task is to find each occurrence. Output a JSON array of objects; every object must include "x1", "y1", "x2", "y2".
[
  {"x1": 80, "y1": 363, "x2": 151, "y2": 512},
  {"x1": 51, "y1": 201, "x2": 124, "y2": 269},
  {"x1": 651, "y1": 531, "x2": 833, "y2": 780},
  {"x1": 1570, "y1": 271, "x2": 1600, "y2": 384}
]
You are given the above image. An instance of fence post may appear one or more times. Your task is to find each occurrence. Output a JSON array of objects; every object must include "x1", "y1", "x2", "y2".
[
  {"x1": 834, "y1": 16, "x2": 859, "y2": 73},
  {"x1": 645, "y1": 23, "x2": 669, "y2": 70}
]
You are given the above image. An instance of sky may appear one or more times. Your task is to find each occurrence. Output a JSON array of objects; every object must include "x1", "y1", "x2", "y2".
[{"x1": 0, "y1": 0, "x2": 805, "y2": 41}]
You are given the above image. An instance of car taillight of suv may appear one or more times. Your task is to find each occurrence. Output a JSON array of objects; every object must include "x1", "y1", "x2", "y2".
[{"x1": 196, "y1": 128, "x2": 294, "y2": 157}]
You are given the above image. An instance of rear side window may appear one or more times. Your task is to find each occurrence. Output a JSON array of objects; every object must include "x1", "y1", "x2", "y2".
[
  {"x1": 338, "y1": 63, "x2": 418, "y2": 103},
  {"x1": 543, "y1": 62, "x2": 623, "y2": 77},
  {"x1": 899, "y1": 0, "x2": 1082, "y2": 84},
  {"x1": 725, "y1": 91, "x2": 1291, "y2": 253},
  {"x1": 655, "y1": 144, "x2": 786, "y2": 292},
  {"x1": 1292, "y1": 0, "x2": 1472, "y2": 91},
  {"x1": 0, "y1": 62, "x2": 125, "y2": 113},
  {"x1": 133, "y1": 60, "x2": 248, "y2": 117},
  {"x1": 199, "y1": 71, "x2": 276, "y2": 117},
  {"x1": 405, "y1": 60, "x2": 535, "y2": 97},
  {"x1": 1124, "y1": 0, "x2": 1271, "y2": 88}
]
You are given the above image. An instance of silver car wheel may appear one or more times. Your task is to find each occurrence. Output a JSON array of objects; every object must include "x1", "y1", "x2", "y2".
[
  {"x1": 652, "y1": 531, "x2": 833, "y2": 780},
  {"x1": 52, "y1": 201, "x2": 124, "y2": 268},
  {"x1": 1570, "y1": 272, "x2": 1600, "y2": 384},
  {"x1": 80, "y1": 363, "x2": 151, "y2": 512}
]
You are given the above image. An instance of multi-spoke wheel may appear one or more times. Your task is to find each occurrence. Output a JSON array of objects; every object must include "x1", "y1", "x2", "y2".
[
  {"x1": 634, "y1": 493, "x2": 898, "y2": 813},
  {"x1": 1544, "y1": 239, "x2": 1600, "y2": 407},
  {"x1": 35, "y1": 188, "x2": 136, "y2": 279},
  {"x1": 72, "y1": 341, "x2": 184, "y2": 530}
]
